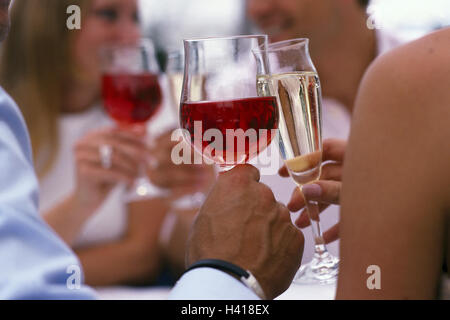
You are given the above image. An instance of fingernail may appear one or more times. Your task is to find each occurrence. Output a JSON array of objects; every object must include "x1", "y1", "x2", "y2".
[{"x1": 301, "y1": 183, "x2": 322, "y2": 199}]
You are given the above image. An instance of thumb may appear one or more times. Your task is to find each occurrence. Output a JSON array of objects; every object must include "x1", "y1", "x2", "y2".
[{"x1": 301, "y1": 180, "x2": 341, "y2": 205}]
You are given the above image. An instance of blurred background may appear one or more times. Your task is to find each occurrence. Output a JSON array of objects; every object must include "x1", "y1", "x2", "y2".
[{"x1": 140, "y1": 0, "x2": 450, "y2": 70}]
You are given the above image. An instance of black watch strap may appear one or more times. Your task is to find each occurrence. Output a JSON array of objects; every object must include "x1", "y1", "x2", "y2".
[{"x1": 185, "y1": 259, "x2": 250, "y2": 279}]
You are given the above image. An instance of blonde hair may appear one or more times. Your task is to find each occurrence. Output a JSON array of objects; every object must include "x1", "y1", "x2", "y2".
[{"x1": 0, "y1": 0, "x2": 89, "y2": 177}]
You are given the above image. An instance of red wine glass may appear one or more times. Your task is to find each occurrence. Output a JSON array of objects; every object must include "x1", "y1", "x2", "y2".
[
  {"x1": 101, "y1": 39, "x2": 164, "y2": 201},
  {"x1": 179, "y1": 35, "x2": 279, "y2": 172}
]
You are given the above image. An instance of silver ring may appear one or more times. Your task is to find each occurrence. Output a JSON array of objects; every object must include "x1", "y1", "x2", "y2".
[{"x1": 99, "y1": 144, "x2": 113, "y2": 169}]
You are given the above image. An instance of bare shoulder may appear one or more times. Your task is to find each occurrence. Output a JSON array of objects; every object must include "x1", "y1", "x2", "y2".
[
  {"x1": 367, "y1": 27, "x2": 450, "y2": 85},
  {"x1": 358, "y1": 27, "x2": 450, "y2": 133},
  {"x1": 352, "y1": 27, "x2": 450, "y2": 205}
]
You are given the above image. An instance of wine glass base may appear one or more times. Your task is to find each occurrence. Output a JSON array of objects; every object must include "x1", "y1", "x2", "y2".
[
  {"x1": 293, "y1": 252, "x2": 339, "y2": 285},
  {"x1": 124, "y1": 177, "x2": 169, "y2": 202}
]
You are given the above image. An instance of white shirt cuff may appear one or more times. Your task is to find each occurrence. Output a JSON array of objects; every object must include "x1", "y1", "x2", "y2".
[{"x1": 169, "y1": 267, "x2": 261, "y2": 300}]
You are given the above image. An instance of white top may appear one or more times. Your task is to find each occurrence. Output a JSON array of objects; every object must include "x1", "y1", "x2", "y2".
[
  {"x1": 39, "y1": 107, "x2": 127, "y2": 248},
  {"x1": 39, "y1": 76, "x2": 176, "y2": 249}
]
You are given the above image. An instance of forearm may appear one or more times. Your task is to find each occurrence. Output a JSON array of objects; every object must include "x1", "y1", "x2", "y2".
[
  {"x1": 76, "y1": 237, "x2": 163, "y2": 287},
  {"x1": 43, "y1": 193, "x2": 97, "y2": 246}
]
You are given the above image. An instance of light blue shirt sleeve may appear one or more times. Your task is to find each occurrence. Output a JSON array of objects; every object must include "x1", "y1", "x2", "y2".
[
  {"x1": 169, "y1": 268, "x2": 260, "y2": 300},
  {"x1": 0, "y1": 87, "x2": 96, "y2": 299}
]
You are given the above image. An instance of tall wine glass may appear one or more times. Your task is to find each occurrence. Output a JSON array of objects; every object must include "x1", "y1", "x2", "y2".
[
  {"x1": 253, "y1": 38, "x2": 339, "y2": 285},
  {"x1": 101, "y1": 39, "x2": 166, "y2": 201},
  {"x1": 179, "y1": 35, "x2": 279, "y2": 172}
]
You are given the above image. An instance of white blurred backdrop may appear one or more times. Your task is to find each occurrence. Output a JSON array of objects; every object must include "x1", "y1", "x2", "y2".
[
  {"x1": 369, "y1": 0, "x2": 450, "y2": 40},
  {"x1": 140, "y1": 0, "x2": 450, "y2": 62}
]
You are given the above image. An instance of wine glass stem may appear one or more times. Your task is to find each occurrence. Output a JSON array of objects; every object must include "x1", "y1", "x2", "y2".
[{"x1": 301, "y1": 188, "x2": 328, "y2": 255}]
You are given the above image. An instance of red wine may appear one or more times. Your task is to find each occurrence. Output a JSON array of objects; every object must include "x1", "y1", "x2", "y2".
[
  {"x1": 180, "y1": 96, "x2": 279, "y2": 165},
  {"x1": 102, "y1": 73, "x2": 162, "y2": 127}
]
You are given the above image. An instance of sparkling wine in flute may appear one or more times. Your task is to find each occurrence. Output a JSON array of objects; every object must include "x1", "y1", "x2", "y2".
[
  {"x1": 259, "y1": 71, "x2": 322, "y2": 186},
  {"x1": 168, "y1": 72, "x2": 184, "y2": 109},
  {"x1": 168, "y1": 73, "x2": 205, "y2": 112}
]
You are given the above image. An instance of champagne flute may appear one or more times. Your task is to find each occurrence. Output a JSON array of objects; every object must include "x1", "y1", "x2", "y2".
[
  {"x1": 179, "y1": 35, "x2": 279, "y2": 172},
  {"x1": 101, "y1": 39, "x2": 166, "y2": 201},
  {"x1": 253, "y1": 38, "x2": 339, "y2": 285}
]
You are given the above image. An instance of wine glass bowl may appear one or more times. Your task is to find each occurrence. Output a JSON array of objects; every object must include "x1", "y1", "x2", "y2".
[
  {"x1": 180, "y1": 96, "x2": 279, "y2": 169},
  {"x1": 102, "y1": 72, "x2": 162, "y2": 128},
  {"x1": 179, "y1": 35, "x2": 279, "y2": 172}
]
